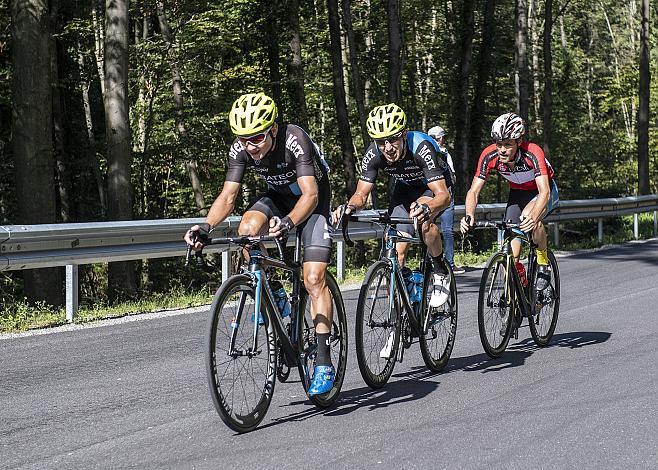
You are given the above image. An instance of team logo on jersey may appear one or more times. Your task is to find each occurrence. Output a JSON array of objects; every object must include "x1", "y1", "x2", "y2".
[
  {"x1": 263, "y1": 171, "x2": 297, "y2": 185},
  {"x1": 286, "y1": 134, "x2": 305, "y2": 159},
  {"x1": 229, "y1": 141, "x2": 244, "y2": 159},
  {"x1": 418, "y1": 144, "x2": 436, "y2": 170},
  {"x1": 362, "y1": 148, "x2": 376, "y2": 171}
]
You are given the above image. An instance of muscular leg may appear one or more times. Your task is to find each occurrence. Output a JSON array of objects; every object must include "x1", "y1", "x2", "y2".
[
  {"x1": 238, "y1": 210, "x2": 269, "y2": 260},
  {"x1": 303, "y1": 261, "x2": 333, "y2": 334},
  {"x1": 417, "y1": 195, "x2": 444, "y2": 258},
  {"x1": 520, "y1": 200, "x2": 548, "y2": 251},
  {"x1": 396, "y1": 240, "x2": 411, "y2": 267}
]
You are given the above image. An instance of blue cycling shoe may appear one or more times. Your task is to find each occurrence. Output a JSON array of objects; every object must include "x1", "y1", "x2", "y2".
[{"x1": 308, "y1": 365, "x2": 335, "y2": 396}]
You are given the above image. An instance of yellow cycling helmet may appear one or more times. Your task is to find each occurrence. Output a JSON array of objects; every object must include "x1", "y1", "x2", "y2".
[
  {"x1": 366, "y1": 103, "x2": 407, "y2": 139},
  {"x1": 229, "y1": 92, "x2": 278, "y2": 136}
]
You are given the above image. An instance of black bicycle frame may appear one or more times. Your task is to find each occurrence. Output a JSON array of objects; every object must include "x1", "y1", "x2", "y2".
[
  {"x1": 497, "y1": 227, "x2": 537, "y2": 320},
  {"x1": 204, "y1": 234, "x2": 306, "y2": 368},
  {"x1": 343, "y1": 213, "x2": 429, "y2": 337}
]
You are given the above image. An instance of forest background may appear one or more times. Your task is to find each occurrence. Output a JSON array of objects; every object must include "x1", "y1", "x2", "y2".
[{"x1": 0, "y1": 0, "x2": 655, "y2": 308}]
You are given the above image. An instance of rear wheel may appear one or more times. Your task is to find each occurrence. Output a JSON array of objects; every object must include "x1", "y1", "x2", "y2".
[
  {"x1": 297, "y1": 271, "x2": 348, "y2": 408},
  {"x1": 206, "y1": 275, "x2": 276, "y2": 433},
  {"x1": 478, "y1": 253, "x2": 513, "y2": 358},
  {"x1": 355, "y1": 260, "x2": 401, "y2": 389},
  {"x1": 420, "y1": 262, "x2": 458, "y2": 372},
  {"x1": 529, "y1": 250, "x2": 560, "y2": 346}
]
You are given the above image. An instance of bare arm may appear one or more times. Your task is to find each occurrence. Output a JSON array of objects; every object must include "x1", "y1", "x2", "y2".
[
  {"x1": 461, "y1": 176, "x2": 486, "y2": 232},
  {"x1": 205, "y1": 181, "x2": 241, "y2": 227},
  {"x1": 519, "y1": 175, "x2": 550, "y2": 232},
  {"x1": 346, "y1": 180, "x2": 375, "y2": 211},
  {"x1": 285, "y1": 175, "x2": 319, "y2": 226},
  {"x1": 410, "y1": 179, "x2": 450, "y2": 219},
  {"x1": 185, "y1": 181, "x2": 240, "y2": 248}
]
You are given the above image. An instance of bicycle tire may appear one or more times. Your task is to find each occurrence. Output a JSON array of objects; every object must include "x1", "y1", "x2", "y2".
[
  {"x1": 355, "y1": 260, "x2": 402, "y2": 389},
  {"x1": 205, "y1": 274, "x2": 277, "y2": 433},
  {"x1": 297, "y1": 270, "x2": 348, "y2": 408},
  {"x1": 419, "y1": 262, "x2": 458, "y2": 372},
  {"x1": 478, "y1": 252, "x2": 513, "y2": 358},
  {"x1": 528, "y1": 250, "x2": 560, "y2": 346}
]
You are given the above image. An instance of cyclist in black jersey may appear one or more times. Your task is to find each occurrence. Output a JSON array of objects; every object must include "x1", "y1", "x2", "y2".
[
  {"x1": 184, "y1": 92, "x2": 335, "y2": 395},
  {"x1": 332, "y1": 103, "x2": 453, "y2": 309}
]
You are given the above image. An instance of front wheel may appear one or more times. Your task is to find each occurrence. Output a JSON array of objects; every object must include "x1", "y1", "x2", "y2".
[
  {"x1": 355, "y1": 260, "x2": 401, "y2": 389},
  {"x1": 478, "y1": 253, "x2": 513, "y2": 358},
  {"x1": 297, "y1": 270, "x2": 348, "y2": 408},
  {"x1": 529, "y1": 250, "x2": 560, "y2": 346},
  {"x1": 420, "y1": 262, "x2": 458, "y2": 372},
  {"x1": 206, "y1": 275, "x2": 277, "y2": 433}
]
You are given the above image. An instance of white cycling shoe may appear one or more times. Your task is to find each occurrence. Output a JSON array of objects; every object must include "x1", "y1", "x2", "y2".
[{"x1": 429, "y1": 273, "x2": 451, "y2": 307}]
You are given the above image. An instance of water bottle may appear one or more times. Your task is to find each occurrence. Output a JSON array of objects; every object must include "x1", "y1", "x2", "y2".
[
  {"x1": 271, "y1": 280, "x2": 291, "y2": 318},
  {"x1": 402, "y1": 267, "x2": 414, "y2": 300},
  {"x1": 515, "y1": 261, "x2": 528, "y2": 287},
  {"x1": 411, "y1": 270, "x2": 425, "y2": 304}
]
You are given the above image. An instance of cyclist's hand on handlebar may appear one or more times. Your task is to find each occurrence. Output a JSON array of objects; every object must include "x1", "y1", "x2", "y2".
[
  {"x1": 410, "y1": 201, "x2": 431, "y2": 223},
  {"x1": 184, "y1": 223, "x2": 211, "y2": 251},
  {"x1": 460, "y1": 215, "x2": 474, "y2": 234},
  {"x1": 331, "y1": 204, "x2": 355, "y2": 226},
  {"x1": 269, "y1": 216, "x2": 294, "y2": 239},
  {"x1": 519, "y1": 214, "x2": 537, "y2": 232}
]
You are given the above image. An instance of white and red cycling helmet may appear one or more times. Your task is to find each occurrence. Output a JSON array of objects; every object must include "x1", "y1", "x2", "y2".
[{"x1": 491, "y1": 113, "x2": 525, "y2": 141}]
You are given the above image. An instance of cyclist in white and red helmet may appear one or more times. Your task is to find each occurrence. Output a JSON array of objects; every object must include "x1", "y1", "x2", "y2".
[{"x1": 460, "y1": 113, "x2": 559, "y2": 292}]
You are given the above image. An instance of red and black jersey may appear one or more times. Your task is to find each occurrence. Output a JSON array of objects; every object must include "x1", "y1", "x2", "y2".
[{"x1": 475, "y1": 141, "x2": 554, "y2": 191}]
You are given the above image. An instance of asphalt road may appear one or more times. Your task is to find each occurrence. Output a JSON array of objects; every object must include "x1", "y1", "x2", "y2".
[{"x1": 1, "y1": 239, "x2": 657, "y2": 469}]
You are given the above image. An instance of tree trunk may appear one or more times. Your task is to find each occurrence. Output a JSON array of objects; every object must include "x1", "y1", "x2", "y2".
[
  {"x1": 529, "y1": 0, "x2": 541, "y2": 131},
  {"x1": 50, "y1": 0, "x2": 71, "y2": 223},
  {"x1": 77, "y1": 44, "x2": 107, "y2": 217},
  {"x1": 470, "y1": 0, "x2": 496, "y2": 162},
  {"x1": 387, "y1": 0, "x2": 403, "y2": 103},
  {"x1": 11, "y1": 0, "x2": 63, "y2": 306},
  {"x1": 515, "y1": 0, "x2": 530, "y2": 125},
  {"x1": 542, "y1": 0, "x2": 553, "y2": 161},
  {"x1": 286, "y1": 0, "x2": 309, "y2": 128},
  {"x1": 264, "y1": 0, "x2": 283, "y2": 105},
  {"x1": 341, "y1": 0, "x2": 369, "y2": 151},
  {"x1": 104, "y1": 0, "x2": 137, "y2": 301},
  {"x1": 453, "y1": 0, "x2": 476, "y2": 199},
  {"x1": 327, "y1": 0, "x2": 357, "y2": 197},
  {"x1": 156, "y1": 1, "x2": 207, "y2": 215},
  {"x1": 637, "y1": 0, "x2": 650, "y2": 195},
  {"x1": 93, "y1": 0, "x2": 105, "y2": 96}
]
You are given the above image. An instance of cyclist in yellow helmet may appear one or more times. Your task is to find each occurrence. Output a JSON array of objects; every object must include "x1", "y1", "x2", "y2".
[
  {"x1": 185, "y1": 92, "x2": 336, "y2": 395},
  {"x1": 333, "y1": 103, "x2": 454, "y2": 314}
]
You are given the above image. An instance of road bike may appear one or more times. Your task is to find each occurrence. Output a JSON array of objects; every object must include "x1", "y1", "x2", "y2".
[
  {"x1": 341, "y1": 212, "x2": 458, "y2": 389},
  {"x1": 472, "y1": 219, "x2": 560, "y2": 358},
  {"x1": 187, "y1": 233, "x2": 348, "y2": 433}
]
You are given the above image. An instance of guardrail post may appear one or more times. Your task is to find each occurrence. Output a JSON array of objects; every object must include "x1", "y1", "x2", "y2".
[
  {"x1": 634, "y1": 213, "x2": 639, "y2": 239},
  {"x1": 654, "y1": 211, "x2": 657, "y2": 237},
  {"x1": 336, "y1": 241, "x2": 345, "y2": 282},
  {"x1": 497, "y1": 229, "x2": 504, "y2": 249},
  {"x1": 552, "y1": 223, "x2": 560, "y2": 249},
  {"x1": 66, "y1": 264, "x2": 78, "y2": 323},
  {"x1": 598, "y1": 218, "x2": 603, "y2": 242},
  {"x1": 221, "y1": 250, "x2": 230, "y2": 283}
]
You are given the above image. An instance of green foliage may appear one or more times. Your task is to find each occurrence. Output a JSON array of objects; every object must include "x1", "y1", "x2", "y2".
[{"x1": 0, "y1": 0, "x2": 656, "y2": 306}]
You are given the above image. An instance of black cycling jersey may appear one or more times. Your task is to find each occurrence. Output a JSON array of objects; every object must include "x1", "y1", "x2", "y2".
[
  {"x1": 226, "y1": 124, "x2": 329, "y2": 197},
  {"x1": 359, "y1": 131, "x2": 453, "y2": 189}
]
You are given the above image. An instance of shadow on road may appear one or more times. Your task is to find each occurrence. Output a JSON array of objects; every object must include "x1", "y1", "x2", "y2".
[
  {"x1": 257, "y1": 331, "x2": 610, "y2": 432},
  {"x1": 260, "y1": 369, "x2": 439, "y2": 430}
]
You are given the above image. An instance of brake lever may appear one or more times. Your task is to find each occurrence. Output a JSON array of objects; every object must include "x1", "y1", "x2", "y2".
[
  {"x1": 340, "y1": 211, "x2": 354, "y2": 247},
  {"x1": 185, "y1": 230, "x2": 207, "y2": 268}
]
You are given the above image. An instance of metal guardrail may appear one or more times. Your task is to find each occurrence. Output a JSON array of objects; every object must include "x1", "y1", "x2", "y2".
[{"x1": 2, "y1": 195, "x2": 657, "y2": 322}]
